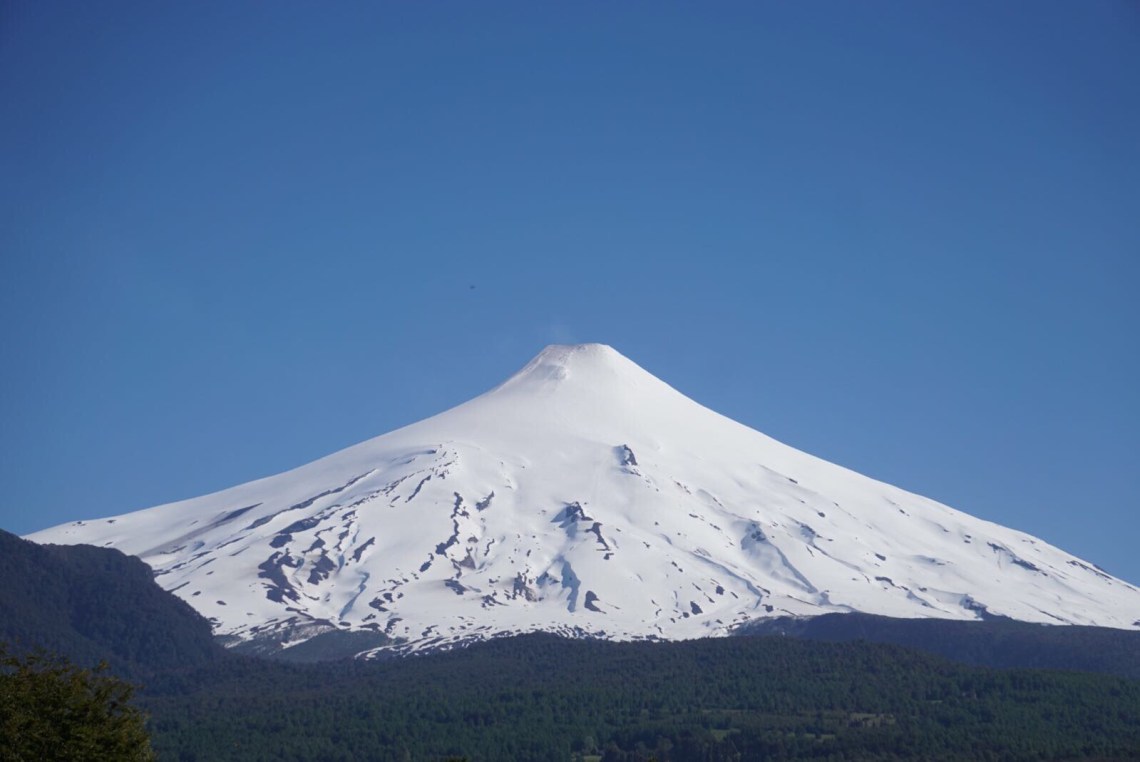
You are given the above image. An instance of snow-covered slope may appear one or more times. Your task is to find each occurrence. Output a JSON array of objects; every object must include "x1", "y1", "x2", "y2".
[{"x1": 28, "y1": 344, "x2": 1140, "y2": 654}]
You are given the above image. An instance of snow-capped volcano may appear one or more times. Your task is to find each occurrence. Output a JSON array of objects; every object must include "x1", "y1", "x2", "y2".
[{"x1": 28, "y1": 344, "x2": 1140, "y2": 653}]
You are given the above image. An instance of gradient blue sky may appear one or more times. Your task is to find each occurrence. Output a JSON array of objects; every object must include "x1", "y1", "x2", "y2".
[{"x1": 2, "y1": 2, "x2": 1138, "y2": 583}]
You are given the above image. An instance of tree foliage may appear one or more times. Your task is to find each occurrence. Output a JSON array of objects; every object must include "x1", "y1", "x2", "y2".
[
  {"x1": 0, "y1": 645, "x2": 154, "y2": 761},
  {"x1": 0, "y1": 530, "x2": 220, "y2": 678},
  {"x1": 144, "y1": 633, "x2": 1140, "y2": 760}
]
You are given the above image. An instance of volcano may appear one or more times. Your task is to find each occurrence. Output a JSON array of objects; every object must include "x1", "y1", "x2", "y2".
[{"x1": 28, "y1": 344, "x2": 1140, "y2": 655}]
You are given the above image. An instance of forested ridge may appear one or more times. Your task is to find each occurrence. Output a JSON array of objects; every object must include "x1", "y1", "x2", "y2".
[
  {"x1": 0, "y1": 531, "x2": 220, "y2": 677},
  {"x1": 143, "y1": 633, "x2": 1140, "y2": 761},
  {"x1": 738, "y1": 612, "x2": 1140, "y2": 679}
]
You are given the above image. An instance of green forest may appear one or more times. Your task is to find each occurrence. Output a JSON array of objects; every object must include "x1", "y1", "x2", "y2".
[{"x1": 142, "y1": 634, "x2": 1140, "y2": 761}]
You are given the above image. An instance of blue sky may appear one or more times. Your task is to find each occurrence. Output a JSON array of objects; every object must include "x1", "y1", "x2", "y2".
[{"x1": 2, "y1": 2, "x2": 1138, "y2": 583}]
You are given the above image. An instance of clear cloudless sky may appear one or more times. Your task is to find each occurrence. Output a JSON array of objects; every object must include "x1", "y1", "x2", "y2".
[{"x1": 2, "y1": 2, "x2": 1138, "y2": 582}]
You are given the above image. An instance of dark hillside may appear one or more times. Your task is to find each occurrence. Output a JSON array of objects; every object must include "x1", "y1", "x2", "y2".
[
  {"x1": 0, "y1": 530, "x2": 222, "y2": 675},
  {"x1": 736, "y1": 612, "x2": 1140, "y2": 679}
]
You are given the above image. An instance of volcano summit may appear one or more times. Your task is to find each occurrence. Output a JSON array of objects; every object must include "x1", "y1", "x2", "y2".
[{"x1": 28, "y1": 344, "x2": 1140, "y2": 655}]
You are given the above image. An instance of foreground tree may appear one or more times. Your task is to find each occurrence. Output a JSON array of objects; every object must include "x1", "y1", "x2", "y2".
[{"x1": 0, "y1": 645, "x2": 153, "y2": 761}]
